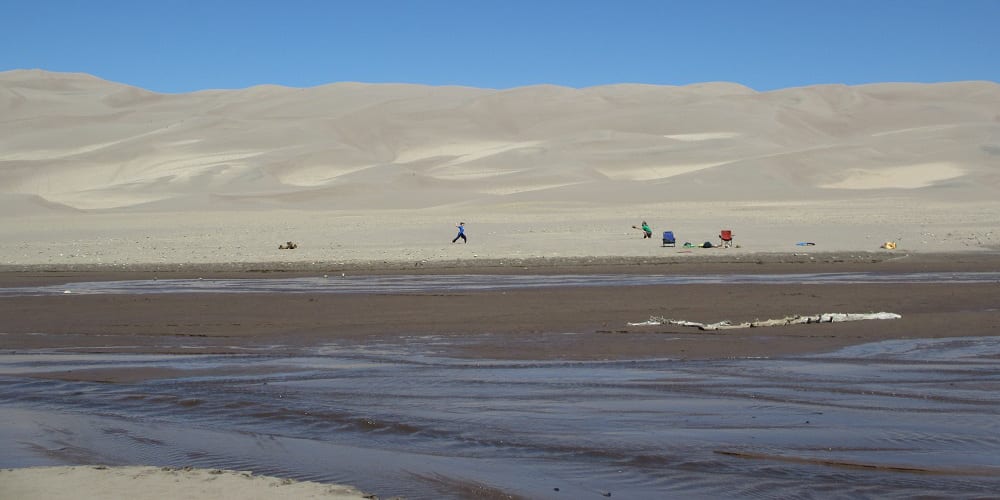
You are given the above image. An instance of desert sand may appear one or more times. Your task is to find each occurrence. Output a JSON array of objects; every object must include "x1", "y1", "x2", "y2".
[{"x1": 2, "y1": 70, "x2": 999, "y2": 498}]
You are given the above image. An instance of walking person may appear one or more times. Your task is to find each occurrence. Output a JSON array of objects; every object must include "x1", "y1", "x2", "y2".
[{"x1": 452, "y1": 222, "x2": 467, "y2": 243}]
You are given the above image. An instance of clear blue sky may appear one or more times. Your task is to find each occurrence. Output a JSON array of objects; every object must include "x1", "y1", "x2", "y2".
[{"x1": 3, "y1": 0, "x2": 997, "y2": 93}]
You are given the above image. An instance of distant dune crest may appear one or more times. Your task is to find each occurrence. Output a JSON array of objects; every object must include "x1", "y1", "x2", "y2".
[{"x1": 1, "y1": 70, "x2": 998, "y2": 211}]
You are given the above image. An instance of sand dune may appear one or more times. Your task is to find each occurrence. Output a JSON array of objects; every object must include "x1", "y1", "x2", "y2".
[
  {"x1": 662, "y1": 132, "x2": 742, "y2": 141},
  {"x1": 1, "y1": 70, "x2": 998, "y2": 264},
  {"x1": 3, "y1": 70, "x2": 998, "y2": 211},
  {"x1": 821, "y1": 162, "x2": 966, "y2": 190}
]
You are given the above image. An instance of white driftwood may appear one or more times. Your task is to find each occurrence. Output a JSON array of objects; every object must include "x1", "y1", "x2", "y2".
[{"x1": 628, "y1": 312, "x2": 901, "y2": 331}]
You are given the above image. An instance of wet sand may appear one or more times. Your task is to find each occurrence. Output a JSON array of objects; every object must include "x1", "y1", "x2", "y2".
[{"x1": 2, "y1": 253, "x2": 998, "y2": 367}]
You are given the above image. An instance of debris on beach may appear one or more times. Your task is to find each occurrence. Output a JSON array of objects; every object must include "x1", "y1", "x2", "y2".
[
  {"x1": 278, "y1": 241, "x2": 298, "y2": 249},
  {"x1": 628, "y1": 312, "x2": 901, "y2": 331}
]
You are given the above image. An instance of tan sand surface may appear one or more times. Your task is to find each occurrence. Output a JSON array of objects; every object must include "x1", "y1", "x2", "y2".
[
  {"x1": 0, "y1": 466, "x2": 369, "y2": 499},
  {"x1": 0, "y1": 201, "x2": 998, "y2": 269}
]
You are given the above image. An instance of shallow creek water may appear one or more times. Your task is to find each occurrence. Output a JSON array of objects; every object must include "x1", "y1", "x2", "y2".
[
  {"x1": 2, "y1": 273, "x2": 999, "y2": 498},
  {"x1": 2, "y1": 335, "x2": 999, "y2": 499}
]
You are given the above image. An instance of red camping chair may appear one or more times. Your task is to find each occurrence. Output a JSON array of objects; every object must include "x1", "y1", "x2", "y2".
[{"x1": 719, "y1": 230, "x2": 734, "y2": 248}]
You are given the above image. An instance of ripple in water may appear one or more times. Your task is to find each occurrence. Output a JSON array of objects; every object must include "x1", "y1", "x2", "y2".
[{"x1": 1, "y1": 336, "x2": 999, "y2": 498}]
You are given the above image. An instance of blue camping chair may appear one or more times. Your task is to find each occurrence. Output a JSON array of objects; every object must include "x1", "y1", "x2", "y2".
[{"x1": 662, "y1": 231, "x2": 676, "y2": 247}]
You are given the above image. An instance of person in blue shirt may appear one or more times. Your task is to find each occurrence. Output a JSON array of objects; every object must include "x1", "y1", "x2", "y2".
[{"x1": 452, "y1": 222, "x2": 467, "y2": 243}]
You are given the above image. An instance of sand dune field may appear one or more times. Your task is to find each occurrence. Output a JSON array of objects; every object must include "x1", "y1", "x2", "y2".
[{"x1": 1, "y1": 70, "x2": 998, "y2": 266}]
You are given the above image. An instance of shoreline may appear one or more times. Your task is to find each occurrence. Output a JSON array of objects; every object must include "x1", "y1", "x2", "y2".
[{"x1": 1, "y1": 251, "x2": 999, "y2": 283}]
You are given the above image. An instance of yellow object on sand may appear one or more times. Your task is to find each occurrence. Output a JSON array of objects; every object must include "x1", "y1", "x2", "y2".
[{"x1": 881, "y1": 241, "x2": 897, "y2": 250}]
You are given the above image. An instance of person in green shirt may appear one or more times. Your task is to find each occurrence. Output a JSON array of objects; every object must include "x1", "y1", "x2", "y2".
[{"x1": 634, "y1": 221, "x2": 652, "y2": 239}]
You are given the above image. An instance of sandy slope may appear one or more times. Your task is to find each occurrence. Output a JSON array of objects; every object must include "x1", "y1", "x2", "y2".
[{"x1": 1, "y1": 70, "x2": 998, "y2": 265}]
